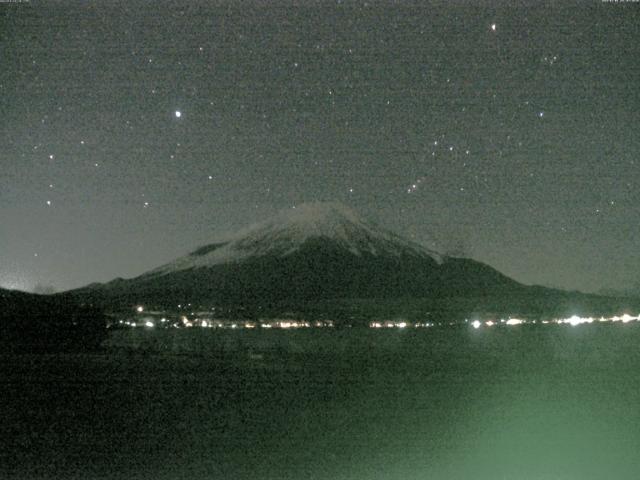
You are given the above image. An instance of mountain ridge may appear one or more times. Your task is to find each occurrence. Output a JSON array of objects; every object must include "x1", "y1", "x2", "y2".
[
  {"x1": 58, "y1": 202, "x2": 640, "y2": 320},
  {"x1": 144, "y1": 202, "x2": 443, "y2": 278},
  {"x1": 63, "y1": 202, "x2": 530, "y2": 310}
]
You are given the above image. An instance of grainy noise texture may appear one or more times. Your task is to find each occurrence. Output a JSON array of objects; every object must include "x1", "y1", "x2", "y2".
[{"x1": 1, "y1": 1, "x2": 638, "y2": 294}]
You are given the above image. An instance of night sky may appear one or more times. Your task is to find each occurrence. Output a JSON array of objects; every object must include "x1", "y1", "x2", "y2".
[{"x1": 1, "y1": 1, "x2": 638, "y2": 294}]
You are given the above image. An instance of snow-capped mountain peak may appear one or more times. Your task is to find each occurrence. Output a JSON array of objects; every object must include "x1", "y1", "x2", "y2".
[{"x1": 146, "y1": 202, "x2": 442, "y2": 276}]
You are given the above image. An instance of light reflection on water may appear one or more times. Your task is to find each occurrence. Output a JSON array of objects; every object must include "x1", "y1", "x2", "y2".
[{"x1": 4, "y1": 324, "x2": 640, "y2": 480}]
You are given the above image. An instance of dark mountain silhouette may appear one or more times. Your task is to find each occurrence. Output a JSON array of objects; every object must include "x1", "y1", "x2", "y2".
[
  {"x1": 60, "y1": 202, "x2": 640, "y2": 320},
  {"x1": 0, "y1": 288, "x2": 106, "y2": 352},
  {"x1": 61, "y1": 203, "x2": 523, "y2": 307}
]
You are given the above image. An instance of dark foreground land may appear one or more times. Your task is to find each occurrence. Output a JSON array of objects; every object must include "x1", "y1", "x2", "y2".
[{"x1": 2, "y1": 324, "x2": 640, "y2": 480}]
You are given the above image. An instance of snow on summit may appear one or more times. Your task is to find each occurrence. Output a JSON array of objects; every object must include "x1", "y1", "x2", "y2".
[{"x1": 148, "y1": 202, "x2": 443, "y2": 276}]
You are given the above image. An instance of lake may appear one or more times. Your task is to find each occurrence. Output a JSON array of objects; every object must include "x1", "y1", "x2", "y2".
[{"x1": 2, "y1": 323, "x2": 640, "y2": 479}]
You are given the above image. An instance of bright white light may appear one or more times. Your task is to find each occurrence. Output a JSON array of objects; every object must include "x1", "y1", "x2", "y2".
[
  {"x1": 491, "y1": 23, "x2": 496, "y2": 31},
  {"x1": 471, "y1": 320, "x2": 481, "y2": 329},
  {"x1": 561, "y1": 315, "x2": 594, "y2": 326},
  {"x1": 485, "y1": 320, "x2": 495, "y2": 327},
  {"x1": 621, "y1": 314, "x2": 635, "y2": 323},
  {"x1": 506, "y1": 318, "x2": 523, "y2": 326},
  {"x1": 397, "y1": 322, "x2": 407, "y2": 329},
  {"x1": 136, "y1": 306, "x2": 144, "y2": 313},
  {"x1": 202, "y1": 320, "x2": 208, "y2": 328},
  {"x1": 175, "y1": 110, "x2": 182, "y2": 118},
  {"x1": 567, "y1": 315, "x2": 582, "y2": 327},
  {"x1": 144, "y1": 321, "x2": 154, "y2": 328}
]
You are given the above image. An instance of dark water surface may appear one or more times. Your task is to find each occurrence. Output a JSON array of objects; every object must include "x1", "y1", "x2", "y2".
[{"x1": 2, "y1": 324, "x2": 640, "y2": 479}]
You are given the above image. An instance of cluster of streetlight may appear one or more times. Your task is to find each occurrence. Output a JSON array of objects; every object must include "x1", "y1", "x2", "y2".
[{"x1": 471, "y1": 313, "x2": 640, "y2": 329}]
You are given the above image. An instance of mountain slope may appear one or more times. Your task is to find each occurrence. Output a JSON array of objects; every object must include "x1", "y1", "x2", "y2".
[
  {"x1": 66, "y1": 202, "x2": 526, "y2": 308},
  {"x1": 145, "y1": 202, "x2": 443, "y2": 277},
  {"x1": 0, "y1": 288, "x2": 106, "y2": 352}
]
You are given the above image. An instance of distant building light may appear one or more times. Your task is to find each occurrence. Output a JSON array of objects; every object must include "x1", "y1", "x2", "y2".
[
  {"x1": 621, "y1": 314, "x2": 636, "y2": 323},
  {"x1": 471, "y1": 320, "x2": 481, "y2": 329},
  {"x1": 136, "y1": 306, "x2": 144, "y2": 313}
]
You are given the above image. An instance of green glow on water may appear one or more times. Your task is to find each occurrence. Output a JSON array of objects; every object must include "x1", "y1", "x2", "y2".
[{"x1": 4, "y1": 324, "x2": 640, "y2": 479}]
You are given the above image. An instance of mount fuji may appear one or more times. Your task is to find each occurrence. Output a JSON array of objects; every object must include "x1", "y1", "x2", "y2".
[
  {"x1": 67, "y1": 202, "x2": 527, "y2": 310},
  {"x1": 149, "y1": 202, "x2": 445, "y2": 275}
]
